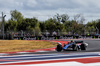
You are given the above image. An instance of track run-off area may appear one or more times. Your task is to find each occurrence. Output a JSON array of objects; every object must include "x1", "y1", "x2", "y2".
[{"x1": 0, "y1": 39, "x2": 100, "y2": 66}]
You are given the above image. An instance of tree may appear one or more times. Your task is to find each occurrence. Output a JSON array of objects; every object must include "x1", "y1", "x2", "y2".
[
  {"x1": 54, "y1": 13, "x2": 61, "y2": 23},
  {"x1": 61, "y1": 14, "x2": 69, "y2": 23},
  {"x1": 39, "y1": 22, "x2": 46, "y2": 32},
  {"x1": 10, "y1": 10, "x2": 23, "y2": 22},
  {"x1": 17, "y1": 19, "x2": 27, "y2": 31},
  {"x1": 5, "y1": 9, "x2": 100, "y2": 36},
  {"x1": 61, "y1": 24, "x2": 67, "y2": 35},
  {"x1": 5, "y1": 20, "x2": 17, "y2": 31},
  {"x1": 74, "y1": 14, "x2": 81, "y2": 21},
  {"x1": 53, "y1": 13, "x2": 69, "y2": 24},
  {"x1": 26, "y1": 26, "x2": 34, "y2": 32},
  {"x1": 71, "y1": 20, "x2": 79, "y2": 34},
  {"x1": 80, "y1": 16, "x2": 85, "y2": 24},
  {"x1": 0, "y1": 21, "x2": 2, "y2": 31},
  {"x1": 34, "y1": 23, "x2": 41, "y2": 36},
  {"x1": 45, "y1": 18, "x2": 56, "y2": 31},
  {"x1": 64, "y1": 21, "x2": 72, "y2": 32},
  {"x1": 74, "y1": 14, "x2": 85, "y2": 24},
  {"x1": 86, "y1": 21, "x2": 97, "y2": 34},
  {"x1": 17, "y1": 17, "x2": 38, "y2": 31},
  {"x1": 96, "y1": 19, "x2": 100, "y2": 33}
]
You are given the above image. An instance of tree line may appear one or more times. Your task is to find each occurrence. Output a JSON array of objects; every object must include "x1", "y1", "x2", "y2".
[{"x1": 1, "y1": 10, "x2": 100, "y2": 36}]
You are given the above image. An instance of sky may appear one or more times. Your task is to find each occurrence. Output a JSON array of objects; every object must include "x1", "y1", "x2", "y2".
[{"x1": 0, "y1": 0, "x2": 100, "y2": 23}]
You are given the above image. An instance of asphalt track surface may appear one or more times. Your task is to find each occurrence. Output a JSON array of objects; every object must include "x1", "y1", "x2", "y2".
[
  {"x1": 84, "y1": 40, "x2": 100, "y2": 52},
  {"x1": 13, "y1": 39, "x2": 100, "y2": 55}
]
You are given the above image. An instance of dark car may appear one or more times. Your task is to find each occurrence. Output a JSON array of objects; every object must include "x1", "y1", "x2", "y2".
[{"x1": 56, "y1": 41, "x2": 88, "y2": 52}]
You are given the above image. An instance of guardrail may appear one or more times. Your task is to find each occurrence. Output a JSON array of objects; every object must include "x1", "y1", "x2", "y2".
[{"x1": 13, "y1": 35, "x2": 100, "y2": 40}]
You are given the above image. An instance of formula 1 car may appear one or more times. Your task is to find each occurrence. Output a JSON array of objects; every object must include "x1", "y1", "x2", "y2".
[{"x1": 56, "y1": 41, "x2": 88, "y2": 52}]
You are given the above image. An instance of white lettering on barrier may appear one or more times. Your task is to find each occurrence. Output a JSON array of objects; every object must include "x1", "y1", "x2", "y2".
[
  {"x1": 23, "y1": 37, "x2": 36, "y2": 40},
  {"x1": 14, "y1": 38, "x2": 18, "y2": 40}
]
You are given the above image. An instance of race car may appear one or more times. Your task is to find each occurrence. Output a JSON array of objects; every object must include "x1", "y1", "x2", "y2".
[{"x1": 56, "y1": 40, "x2": 88, "y2": 52}]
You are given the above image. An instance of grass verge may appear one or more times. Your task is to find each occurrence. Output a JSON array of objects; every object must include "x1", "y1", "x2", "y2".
[{"x1": 0, "y1": 40, "x2": 57, "y2": 53}]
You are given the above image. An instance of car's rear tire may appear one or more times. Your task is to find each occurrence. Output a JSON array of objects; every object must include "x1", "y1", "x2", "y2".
[
  {"x1": 56, "y1": 44, "x2": 62, "y2": 52},
  {"x1": 81, "y1": 44, "x2": 86, "y2": 50},
  {"x1": 72, "y1": 44, "x2": 78, "y2": 51}
]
